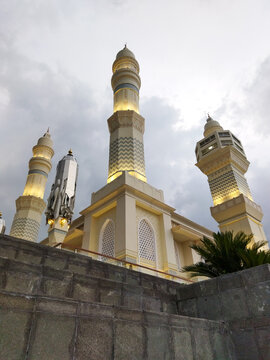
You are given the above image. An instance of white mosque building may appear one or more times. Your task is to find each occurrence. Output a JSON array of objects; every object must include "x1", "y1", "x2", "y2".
[{"x1": 8, "y1": 46, "x2": 267, "y2": 280}]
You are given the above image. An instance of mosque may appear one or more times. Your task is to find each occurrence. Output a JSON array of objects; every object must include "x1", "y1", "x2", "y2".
[{"x1": 5, "y1": 46, "x2": 267, "y2": 280}]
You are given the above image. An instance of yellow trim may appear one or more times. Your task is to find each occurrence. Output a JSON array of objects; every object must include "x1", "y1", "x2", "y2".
[
  {"x1": 221, "y1": 214, "x2": 263, "y2": 227},
  {"x1": 108, "y1": 170, "x2": 147, "y2": 184},
  {"x1": 116, "y1": 253, "x2": 138, "y2": 261},
  {"x1": 136, "y1": 201, "x2": 162, "y2": 215},
  {"x1": 114, "y1": 87, "x2": 138, "y2": 96},
  {"x1": 81, "y1": 183, "x2": 175, "y2": 216},
  {"x1": 92, "y1": 201, "x2": 117, "y2": 218}
]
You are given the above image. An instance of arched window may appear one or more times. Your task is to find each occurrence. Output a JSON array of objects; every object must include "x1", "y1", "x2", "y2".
[
  {"x1": 99, "y1": 219, "x2": 115, "y2": 259},
  {"x1": 138, "y1": 219, "x2": 156, "y2": 263}
]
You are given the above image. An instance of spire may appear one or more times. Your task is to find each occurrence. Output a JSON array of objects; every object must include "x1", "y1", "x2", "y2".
[
  {"x1": 207, "y1": 113, "x2": 213, "y2": 122},
  {"x1": 203, "y1": 114, "x2": 223, "y2": 137},
  {"x1": 112, "y1": 46, "x2": 140, "y2": 113},
  {"x1": 107, "y1": 47, "x2": 146, "y2": 183},
  {"x1": 115, "y1": 45, "x2": 136, "y2": 61},
  {"x1": 43, "y1": 127, "x2": 50, "y2": 138}
]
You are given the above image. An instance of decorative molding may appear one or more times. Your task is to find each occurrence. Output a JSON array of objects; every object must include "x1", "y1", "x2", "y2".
[
  {"x1": 196, "y1": 147, "x2": 250, "y2": 176},
  {"x1": 16, "y1": 196, "x2": 46, "y2": 213},
  {"x1": 107, "y1": 111, "x2": 145, "y2": 134}
]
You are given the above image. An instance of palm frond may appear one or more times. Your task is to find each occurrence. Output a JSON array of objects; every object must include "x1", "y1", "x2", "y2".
[
  {"x1": 182, "y1": 231, "x2": 269, "y2": 278},
  {"x1": 182, "y1": 262, "x2": 220, "y2": 278}
]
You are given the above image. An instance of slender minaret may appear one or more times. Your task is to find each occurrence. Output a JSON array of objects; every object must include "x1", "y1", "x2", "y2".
[
  {"x1": 10, "y1": 130, "x2": 54, "y2": 242},
  {"x1": 195, "y1": 115, "x2": 267, "y2": 244},
  {"x1": 107, "y1": 45, "x2": 147, "y2": 183},
  {"x1": 46, "y1": 150, "x2": 78, "y2": 245}
]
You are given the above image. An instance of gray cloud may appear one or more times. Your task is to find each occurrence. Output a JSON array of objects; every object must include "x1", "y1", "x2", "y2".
[
  {"x1": 0, "y1": 42, "x2": 110, "y2": 240},
  {"x1": 142, "y1": 97, "x2": 218, "y2": 232}
]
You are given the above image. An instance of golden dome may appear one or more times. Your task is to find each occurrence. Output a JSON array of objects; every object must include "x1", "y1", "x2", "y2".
[
  {"x1": 116, "y1": 45, "x2": 135, "y2": 60},
  {"x1": 204, "y1": 114, "x2": 223, "y2": 137}
]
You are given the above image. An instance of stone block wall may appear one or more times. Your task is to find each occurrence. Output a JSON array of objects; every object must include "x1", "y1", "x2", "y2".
[
  {"x1": 0, "y1": 234, "x2": 179, "y2": 314},
  {"x1": 2, "y1": 234, "x2": 269, "y2": 359},
  {"x1": 176, "y1": 264, "x2": 270, "y2": 360},
  {"x1": 0, "y1": 293, "x2": 234, "y2": 360}
]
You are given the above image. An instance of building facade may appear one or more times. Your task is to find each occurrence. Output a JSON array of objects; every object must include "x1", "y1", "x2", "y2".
[{"x1": 60, "y1": 47, "x2": 212, "y2": 279}]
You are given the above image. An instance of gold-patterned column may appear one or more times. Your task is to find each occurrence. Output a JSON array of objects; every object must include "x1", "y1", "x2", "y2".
[
  {"x1": 107, "y1": 46, "x2": 147, "y2": 183},
  {"x1": 10, "y1": 130, "x2": 54, "y2": 242}
]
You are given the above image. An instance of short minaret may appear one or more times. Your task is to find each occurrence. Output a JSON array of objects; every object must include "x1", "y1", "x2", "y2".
[
  {"x1": 10, "y1": 130, "x2": 54, "y2": 242},
  {"x1": 107, "y1": 45, "x2": 147, "y2": 183},
  {"x1": 195, "y1": 115, "x2": 267, "y2": 244},
  {"x1": 46, "y1": 150, "x2": 78, "y2": 246},
  {"x1": 0, "y1": 212, "x2": 6, "y2": 234}
]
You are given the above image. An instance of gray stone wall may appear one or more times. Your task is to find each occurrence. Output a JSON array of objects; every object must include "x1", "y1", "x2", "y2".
[
  {"x1": 0, "y1": 234, "x2": 179, "y2": 314},
  {"x1": 0, "y1": 293, "x2": 234, "y2": 360},
  {"x1": 177, "y1": 264, "x2": 270, "y2": 360},
  {"x1": 2, "y1": 234, "x2": 268, "y2": 359}
]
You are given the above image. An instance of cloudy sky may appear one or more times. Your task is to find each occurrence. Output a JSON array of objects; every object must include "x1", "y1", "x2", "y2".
[{"x1": 1, "y1": 0, "x2": 270, "y2": 243}]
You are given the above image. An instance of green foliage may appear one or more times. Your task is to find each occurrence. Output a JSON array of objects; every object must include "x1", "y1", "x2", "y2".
[{"x1": 182, "y1": 231, "x2": 270, "y2": 278}]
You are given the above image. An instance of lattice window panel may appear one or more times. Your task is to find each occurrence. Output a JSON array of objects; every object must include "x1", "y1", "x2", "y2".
[
  {"x1": 101, "y1": 220, "x2": 115, "y2": 258},
  {"x1": 138, "y1": 219, "x2": 156, "y2": 262}
]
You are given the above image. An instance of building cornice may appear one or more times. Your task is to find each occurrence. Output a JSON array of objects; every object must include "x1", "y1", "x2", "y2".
[
  {"x1": 195, "y1": 146, "x2": 250, "y2": 175},
  {"x1": 107, "y1": 110, "x2": 145, "y2": 134}
]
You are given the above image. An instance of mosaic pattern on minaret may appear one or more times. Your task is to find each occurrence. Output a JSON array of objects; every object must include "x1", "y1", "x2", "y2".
[
  {"x1": 107, "y1": 46, "x2": 147, "y2": 183},
  {"x1": 10, "y1": 130, "x2": 54, "y2": 242},
  {"x1": 195, "y1": 115, "x2": 267, "y2": 245},
  {"x1": 195, "y1": 115, "x2": 252, "y2": 206}
]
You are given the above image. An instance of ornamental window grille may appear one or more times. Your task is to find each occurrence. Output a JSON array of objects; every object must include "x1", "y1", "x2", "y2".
[
  {"x1": 138, "y1": 219, "x2": 156, "y2": 262},
  {"x1": 100, "y1": 220, "x2": 115, "y2": 260}
]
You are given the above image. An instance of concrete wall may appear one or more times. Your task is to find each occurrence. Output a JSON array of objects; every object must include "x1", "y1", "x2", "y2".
[
  {"x1": 0, "y1": 234, "x2": 236, "y2": 359},
  {"x1": 177, "y1": 264, "x2": 270, "y2": 360},
  {"x1": 2, "y1": 234, "x2": 269, "y2": 359},
  {"x1": 0, "y1": 293, "x2": 235, "y2": 360}
]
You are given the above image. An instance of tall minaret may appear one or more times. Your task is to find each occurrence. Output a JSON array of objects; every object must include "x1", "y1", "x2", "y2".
[
  {"x1": 107, "y1": 45, "x2": 147, "y2": 183},
  {"x1": 46, "y1": 150, "x2": 78, "y2": 246},
  {"x1": 195, "y1": 115, "x2": 267, "y2": 244},
  {"x1": 10, "y1": 130, "x2": 54, "y2": 242}
]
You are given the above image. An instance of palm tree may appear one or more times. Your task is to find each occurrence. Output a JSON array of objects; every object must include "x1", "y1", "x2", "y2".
[{"x1": 182, "y1": 231, "x2": 270, "y2": 278}]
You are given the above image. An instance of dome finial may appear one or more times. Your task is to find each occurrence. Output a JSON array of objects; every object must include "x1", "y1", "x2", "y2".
[
  {"x1": 43, "y1": 127, "x2": 51, "y2": 138},
  {"x1": 68, "y1": 149, "x2": 73, "y2": 155},
  {"x1": 203, "y1": 113, "x2": 223, "y2": 137},
  {"x1": 207, "y1": 113, "x2": 213, "y2": 122},
  {"x1": 116, "y1": 45, "x2": 135, "y2": 60}
]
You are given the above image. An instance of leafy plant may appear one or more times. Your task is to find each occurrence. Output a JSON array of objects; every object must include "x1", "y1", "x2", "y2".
[{"x1": 182, "y1": 231, "x2": 270, "y2": 278}]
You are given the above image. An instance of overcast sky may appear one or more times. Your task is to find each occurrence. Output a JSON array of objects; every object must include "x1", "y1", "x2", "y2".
[{"x1": 1, "y1": 0, "x2": 270, "y2": 243}]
